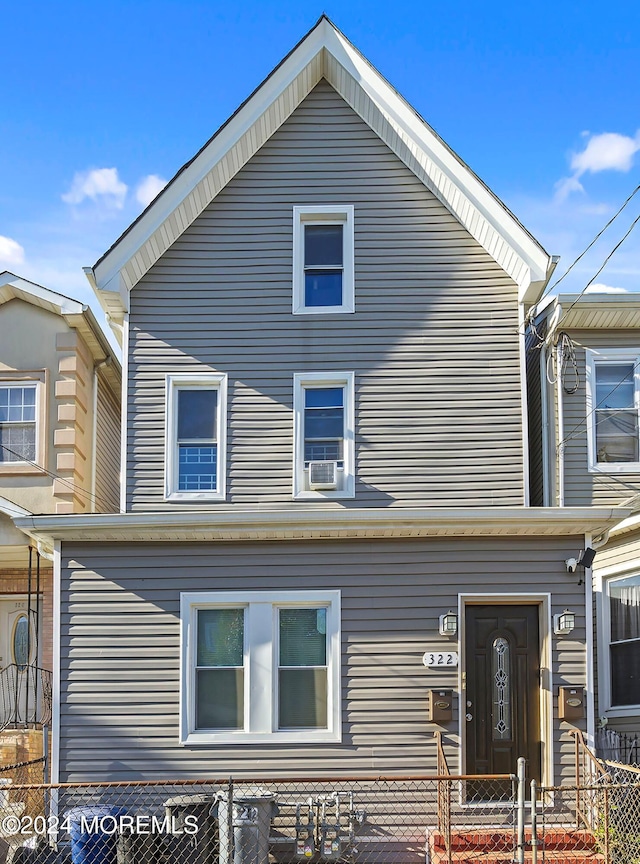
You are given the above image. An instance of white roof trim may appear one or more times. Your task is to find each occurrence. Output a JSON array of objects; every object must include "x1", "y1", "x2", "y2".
[
  {"x1": 0, "y1": 494, "x2": 32, "y2": 519},
  {"x1": 14, "y1": 506, "x2": 629, "y2": 547},
  {"x1": 90, "y1": 18, "x2": 551, "y2": 319},
  {"x1": 0, "y1": 271, "x2": 84, "y2": 317}
]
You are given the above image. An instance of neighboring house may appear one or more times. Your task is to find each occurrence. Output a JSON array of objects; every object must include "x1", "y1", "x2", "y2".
[
  {"x1": 528, "y1": 292, "x2": 640, "y2": 745},
  {"x1": 0, "y1": 272, "x2": 121, "y2": 773},
  {"x1": 16, "y1": 18, "x2": 628, "y2": 788}
]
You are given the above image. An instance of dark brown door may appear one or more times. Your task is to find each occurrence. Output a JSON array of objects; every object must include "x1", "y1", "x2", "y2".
[{"x1": 465, "y1": 605, "x2": 541, "y2": 788}]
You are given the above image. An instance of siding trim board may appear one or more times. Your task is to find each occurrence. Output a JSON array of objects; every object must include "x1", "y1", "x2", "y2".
[{"x1": 89, "y1": 19, "x2": 551, "y2": 321}]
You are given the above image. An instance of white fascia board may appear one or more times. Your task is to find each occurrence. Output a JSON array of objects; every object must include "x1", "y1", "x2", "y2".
[
  {"x1": 92, "y1": 24, "x2": 329, "y2": 294},
  {"x1": 324, "y1": 27, "x2": 551, "y2": 298},
  {"x1": 13, "y1": 506, "x2": 632, "y2": 547},
  {"x1": 0, "y1": 271, "x2": 85, "y2": 317}
]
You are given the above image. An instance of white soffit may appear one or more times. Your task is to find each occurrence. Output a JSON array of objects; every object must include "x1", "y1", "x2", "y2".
[
  {"x1": 0, "y1": 271, "x2": 84, "y2": 317},
  {"x1": 90, "y1": 17, "x2": 551, "y2": 320}
]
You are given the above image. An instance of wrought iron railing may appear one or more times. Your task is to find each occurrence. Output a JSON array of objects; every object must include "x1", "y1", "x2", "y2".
[{"x1": 0, "y1": 663, "x2": 52, "y2": 731}]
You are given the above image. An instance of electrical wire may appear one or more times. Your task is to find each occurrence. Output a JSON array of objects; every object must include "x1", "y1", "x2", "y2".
[
  {"x1": 555, "y1": 211, "x2": 640, "y2": 331},
  {"x1": 0, "y1": 443, "x2": 122, "y2": 513}
]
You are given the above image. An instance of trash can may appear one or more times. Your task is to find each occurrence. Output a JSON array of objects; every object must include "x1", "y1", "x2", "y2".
[
  {"x1": 216, "y1": 789, "x2": 278, "y2": 864},
  {"x1": 163, "y1": 795, "x2": 217, "y2": 864},
  {"x1": 66, "y1": 807, "x2": 127, "y2": 864}
]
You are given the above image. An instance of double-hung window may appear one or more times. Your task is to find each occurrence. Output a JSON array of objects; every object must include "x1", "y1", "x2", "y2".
[
  {"x1": 586, "y1": 349, "x2": 640, "y2": 472},
  {"x1": 180, "y1": 590, "x2": 341, "y2": 744},
  {"x1": 606, "y1": 574, "x2": 640, "y2": 709},
  {"x1": 0, "y1": 374, "x2": 45, "y2": 474},
  {"x1": 293, "y1": 206, "x2": 354, "y2": 314},
  {"x1": 165, "y1": 374, "x2": 227, "y2": 500},
  {"x1": 293, "y1": 373, "x2": 355, "y2": 499}
]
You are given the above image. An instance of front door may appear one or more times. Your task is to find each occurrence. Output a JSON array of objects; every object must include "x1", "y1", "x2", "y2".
[
  {"x1": 465, "y1": 604, "x2": 541, "y2": 789},
  {"x1": 0, "y1": 596, "x2": 38, "y2": 727}
]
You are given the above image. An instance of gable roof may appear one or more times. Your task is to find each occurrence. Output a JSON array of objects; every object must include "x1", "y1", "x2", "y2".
[
  {"x1": 0, "y1": 271, "x2": 121, "y2": 390},
  {"x1": 86, "y1": 15, "x2": 553, "y2": 327}
]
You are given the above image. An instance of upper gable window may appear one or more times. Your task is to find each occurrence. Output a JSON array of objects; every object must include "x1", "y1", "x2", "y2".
[
  {"x1": 165, "y1": 374, "x2": 227, "y2": 501},
  {"x1": 293, "y1": 206, "x2": 354, "y2": 315},
  {"x1": 586, "y1": 349, "x2": 640, "y2": 473}
]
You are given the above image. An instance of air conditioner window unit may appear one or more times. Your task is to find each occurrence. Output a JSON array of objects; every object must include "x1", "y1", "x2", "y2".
[{"x1": 308, "y1": 461, "x2": 338, "y2": 490}]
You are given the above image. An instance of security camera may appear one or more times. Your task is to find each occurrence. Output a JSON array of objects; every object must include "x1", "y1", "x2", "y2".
[{"x1": 565, "y1": 558, "x2": 578, "y2": 573}]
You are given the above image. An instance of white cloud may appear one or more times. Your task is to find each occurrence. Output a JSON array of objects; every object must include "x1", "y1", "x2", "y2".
[
  {"x1": 585, "y1": 282, "x2": 629, "y2": 294},
  {"x1": 0, "y1": 235, "x2": 25, "y2": 267},
  {"x1": 135, "y1": 174, "x2": 167, "y2": 208},
  {"x1": 62, "y1": 168, "x2": 128, "y2": 209},
  {"x1": 554, "y1": 175, "x2": 585, "y2": 203},
  {"x1": 571, "y1": 131, "x2": 640, "y2": 176}
]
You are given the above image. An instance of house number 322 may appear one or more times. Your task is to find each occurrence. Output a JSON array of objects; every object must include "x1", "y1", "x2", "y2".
[{"x1": 423, "y1": 651, "x2": 458, "y2": 667}]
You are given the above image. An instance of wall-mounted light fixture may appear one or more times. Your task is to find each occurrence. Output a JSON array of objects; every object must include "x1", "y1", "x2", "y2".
[
  {"x1": 554, "y1": 609, "x2": 576, "y2": 635},
  {"x1": 439, "y1": 611, "x2": 458, "y2": 637}
]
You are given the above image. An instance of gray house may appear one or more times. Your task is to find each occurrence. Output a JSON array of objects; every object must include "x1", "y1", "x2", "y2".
[
  {"x1": 16, "y1": 17, "x2": 626, "y2": 785},
  {"x1": 528, "y1": 292, "x2": 640, "y2": 748}
]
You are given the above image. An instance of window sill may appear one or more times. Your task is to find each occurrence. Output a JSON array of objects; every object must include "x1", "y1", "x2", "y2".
[
  {"x1": 166, "y1": 491, "x2": 225, "y2": 502},
  {"x1": 588, "y1": 464, "x2": 640, "y2": 475},
  {"x1": 292, "y1": 306, "x2": 355, "y2": 315},
  {"x1": 294, "y1": 489, "x2": 355, "y2": 501},
  {"x1": 0, "y1": 463, "x2": 45, "y2": 476},
  {"x1": 181, "y1": 729, "x2": 341, "y2": 746},
  {"x1": 604, "y1": 706, "x2": 640, "y2": 718}
]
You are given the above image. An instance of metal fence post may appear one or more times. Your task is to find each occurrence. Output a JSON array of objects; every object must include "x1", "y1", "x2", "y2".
[
  {"x1": 228, "y1": 775, "x2": 234, "y2": 864},
  {"x1": 515, "y1": 757, "x2": 526, "y2": 864},
  {"x1": 530, "y1": 779, "x2": 538, "y2": 864}
]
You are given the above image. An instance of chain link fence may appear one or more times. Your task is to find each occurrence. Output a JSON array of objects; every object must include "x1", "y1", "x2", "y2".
[{"x1": 0, "y1": 776, "x2": 518, "y2": 864}]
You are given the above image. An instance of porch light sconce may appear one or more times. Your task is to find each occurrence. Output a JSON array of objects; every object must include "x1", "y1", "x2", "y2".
[
  {"x1": 553, "y1": 609, "x2": 576, "y2": 636},
  {"x1": 439, "y1": 611, "x2": 458, "y2": 637}
]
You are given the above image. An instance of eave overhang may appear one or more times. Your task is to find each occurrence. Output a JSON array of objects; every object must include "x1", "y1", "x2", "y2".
[
  {"x1": 88, "y1": 16, "x2": 551, "y2": 329},
  {"x1": 14, "y1": 506, "x2": 630, "y2": 551}
]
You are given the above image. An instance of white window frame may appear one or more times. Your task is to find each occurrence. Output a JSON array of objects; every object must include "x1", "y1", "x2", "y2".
[
  {"x1": 586, "y1": 348, "x2": 640, "y2": 474},
  {"x1": 165, "y1": 373, "x2": 227, "y2": 501},
  {"x1": 179, "y1": 590, "x2": 341, "y2": 745},
  {"x1": 0, "y1": 372, "x2": 46, "y2": 476},
  {"x1": 293, "y1": 372, "x2": 355, "y2": 500},
  {"x1": 597, "y1": 567, "x2": 640, "y2": 717},
  {"x1": 292, "y1": 205, "x2": 355, "y2": 315}
]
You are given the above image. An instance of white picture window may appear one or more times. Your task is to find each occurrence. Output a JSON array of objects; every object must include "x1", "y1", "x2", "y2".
[
  {"x1": 165, "y1": 374, "x2": 227, "y2": 501},
  {"x1": 293, "y1": 206, "x2": 354, "y2": 314},
  {"x1": 293, "y1": 372, "x2": 355, "y2": 499},
  {"x1": 180, "y1": 590, "x2": 341, "y2": 744},
  {"x1": 606, "y1": 573, "x2": 640, "y2": 709},
  {"x1": 586, "y1": 349, "x2": 640, "y2": 472}
]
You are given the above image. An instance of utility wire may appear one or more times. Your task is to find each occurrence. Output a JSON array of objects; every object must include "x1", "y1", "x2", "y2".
[
  {"x1": 555, "y1": 212, "x2": 640, "y2": 331},
  {"x1": 0, "y1": 444, "x2": 122, "y2": 513},
  {"x1": 521, "y1": 183, "x2": 640, "y2": 338}
]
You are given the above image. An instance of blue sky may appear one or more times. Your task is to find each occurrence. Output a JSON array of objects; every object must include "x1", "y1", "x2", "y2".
[{"x1": 1, "y1": 0, "x2": 639, "y2": 334}]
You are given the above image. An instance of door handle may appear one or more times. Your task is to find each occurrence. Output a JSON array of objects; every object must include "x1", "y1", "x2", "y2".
[{"x1": 466, "y1": 713, "x2": 473, "y2": 722}]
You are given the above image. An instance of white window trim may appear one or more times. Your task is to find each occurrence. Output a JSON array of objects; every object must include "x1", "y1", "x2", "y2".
[
  {"x1": 597, "y1": 566, "x2": 640, "y2": 716},
  {"x1": 292, "y1": 205, "x2": 355, "y2": 315},
  {"x1": 585, "y1": 347, "x2": 640, "y2": 474},
  {"x1": 293, "y1": 372, "x2": 355, "y2": 500},
  {"x1": 0, "y1": 372, "x2": 47, "y2": 476},
  {"x1": 165, "y1": 373, "x2": 227, "y2": 501},
  {"x1": 179, "y1": 589, "x2": 341, "y2": 745}
]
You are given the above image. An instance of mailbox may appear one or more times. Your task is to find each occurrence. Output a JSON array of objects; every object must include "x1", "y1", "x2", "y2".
[
  {"x1": 559, "y1": 686, "x2": 585, "y2": 721},
  {"x1": 428, "y1": 689, "x2": 453, "y2": 723}
]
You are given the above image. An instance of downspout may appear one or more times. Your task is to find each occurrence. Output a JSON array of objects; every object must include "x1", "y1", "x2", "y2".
[
  {"x1": 584, "y1": 532, "x2": 595, "y2": 750},
  {"x1": 556, "y1": 340, "x2": 565, "y2": 507},
  {"x1": 540, "y1": 345, "x2": 550, "y2": 506},
  {"x1": 518, "y1": 303, "x2": 530, "y2": 505}
]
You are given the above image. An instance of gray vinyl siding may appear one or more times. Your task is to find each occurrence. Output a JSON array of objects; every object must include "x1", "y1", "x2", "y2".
[
  {"x1": 561, "y1": 331, "x2": 640, "y2": 506},
  {"x1": 60, "y1": 536, "x2": 584, "y2": 783},
  {"x1": 126, "y1": 80, "x2": 523, "y2": 511},
  {"x1": 526, "y1": 322, "x2": 546, "y2": 506},
  {"x1": 94, "y1": 375, "x2": 121, "y2": 513}
]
